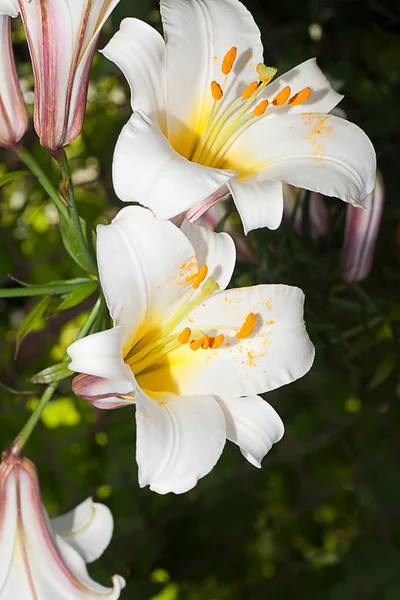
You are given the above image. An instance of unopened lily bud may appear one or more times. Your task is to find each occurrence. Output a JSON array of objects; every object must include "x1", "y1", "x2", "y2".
[
  {"x1": 0, "y1": 451, "x2": 125, "y2": 598},
  {"x1": 341, "y1": 171, "x2": 384, "y2": 284},
  {"x1": 0, "y1": 14, "x2": 28, "y2": 149},
  {"x1": 18, "y1": 0, "x2": 120, "y2": 152}
]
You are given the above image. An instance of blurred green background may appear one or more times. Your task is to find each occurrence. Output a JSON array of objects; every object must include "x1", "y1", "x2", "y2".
[{"x1": 1, "y1": 0, "x2": 400, "y2": 598}]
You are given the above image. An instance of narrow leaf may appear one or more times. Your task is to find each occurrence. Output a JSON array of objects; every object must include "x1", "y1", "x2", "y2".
[
  {"x1": 368, "y1": 354, "x2": 398, "y2": 390},
  {"x1": 0, "y1": 170, "x2": 30, "y2": 189},
  {"x1": 15, "y1": 296, "x2": 52, "y2": 357},
  {"x1": 29, "y1": 360, "x2": 73, "y2": 384},
  {"x1": 56, "y1": 281, "x2": 98, "y2": 312}
]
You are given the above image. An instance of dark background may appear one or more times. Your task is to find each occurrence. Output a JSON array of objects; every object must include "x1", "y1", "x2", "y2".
[{"x1": 1, "y1": 0, "x2": 400, "y2": 598}]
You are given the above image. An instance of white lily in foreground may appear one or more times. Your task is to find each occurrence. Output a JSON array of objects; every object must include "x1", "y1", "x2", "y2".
[
  {"x1": 67, "y1": 206, "x2": 314, "y2": 494},
  {"x1": 15, "y1": 0, "x2": 120, "y2": 151},
  {"x1": 0, "y1": 451, "x2": 125, "y2": 599},
  {"x1": 103, "y1": 0, "x2": 376, "y2": 233}
]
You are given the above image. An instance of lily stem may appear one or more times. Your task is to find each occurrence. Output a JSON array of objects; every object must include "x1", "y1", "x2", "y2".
[{"x1": 15, "y1": 145, "x2": 69, "y2": 221}]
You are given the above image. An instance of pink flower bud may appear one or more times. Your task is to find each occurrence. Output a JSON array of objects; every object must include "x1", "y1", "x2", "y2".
[
  {"x1": 0, "y1": 15, "x2": 28, "y2": 149},
  {"x1": 18, "y1": 0, "x2": 120, "y2": 151},
  {"x1": 341, "y1": 172, "x2": 384, "y2": 284},
  {"x1": 0, "y1": 452, "x2": 125, "y2": 598}
]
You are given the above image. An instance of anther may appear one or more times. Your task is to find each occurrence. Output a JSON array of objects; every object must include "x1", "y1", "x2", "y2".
[
  {"x1": 201, "y1": 334, "x2": 210, "y2": 349},
  {"x1": 211, "y1": 80, "x2": 223, "y2": 101},
  {"x1": 236, "y1": 312, "x2": 257, "y2": 339},
  {"x1": 256, "y1": 64, "x2": 277, "y2": 84},
  {"x1": 221, "y1": 47, "x2": 237, "y2": 75},
  {"x1": 272, "y1": 86, "x2": 291, "y2": 106},
  {"x1": 242, "y1": 81, "x2": 259, "y2": 99},
  {"x1": 192, "y1": 264, "x2": 208, "y2": 289},
  {"x1": 178, "y1": 327, "x2": 191, "y2": 344},
  {"x1": 190, "y1": 337, "x2": 204, "y2": 351},
  {"x1": 210, "y1": 334, "x2": 225, "y2": 349},
  {"x1": 288, "y1": 87, "x2": 311, "y2": 106},
  {"x1": 253, "y1": 99, "x2": 269, "y2": 116}
]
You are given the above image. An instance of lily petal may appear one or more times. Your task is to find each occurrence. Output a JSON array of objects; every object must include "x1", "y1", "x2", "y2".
[
  {"x1": 135, "y1": 389, "x2": 226, "y2": 494},
  {"x1": 51, "y1": 497, "x2": 113, "y2": 564},
  {"x1": 180, "y1": 220, "x2": 236, "y2": 291},
  {"x1": 101, "y1": 17, "x2": 167, "y2": 130},
  {"x1": 223, "y1": 113, "x2": 376, "y2": 206},
  {"x1": 160, "y1": 0, "x2": 263, "y2": 158},
  {"x1": 216, "y1": 395, "x2": 284, "y2": 468},
  {"x1": 113, "y1": 111, "x2": 234, "y2": 218},
  {"x1": 228, "y1": 179, "x2": 284, "y2": 233},
  {"x1": 71, "y1": 373, "x2": 135, "y2": 409},
  {"x1": 137, "y1": 285, "x2": 314, "y2": 398},
  {"x1": 0, "y1": 0, "x2": 18, "y2": 16}
]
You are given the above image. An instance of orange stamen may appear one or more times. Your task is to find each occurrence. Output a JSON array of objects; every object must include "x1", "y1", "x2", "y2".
[
  {"x1": 221, "y1": 47, "x2": 237, "y2": 75},
  {"x1": 272, "y1": 85, "x2": 291, "y2": 107},
  {"x1": 190, "y1": 337, "x2": 204, "y2": 351},
  {"x1": 211, "y1": 80, "x2": 223, "y2": 101},
  {"x1": 210, "y1": 334, "x2": 224, "y2": 349},
  {"x1": 192, "y1": 264, "x2": 208, "y2": 289},
  {"x1": 178, "y1": 327, "x2": 191, "y2": 344},
  {"x1": 288, "y1": 86, "x2": 311, "y2": 106},
  {"x1": 253, "y1": 99, "x2": 269, "y2": 116},
  {"x1": 242, "y1": 81, "x2": 259, "y2": 99},
  {"x1": 201, "y1": 334, "x2": 210, "y2": 349},
  {"x1": 236, "y1": 312, "x2": 257, "y2": 339}
]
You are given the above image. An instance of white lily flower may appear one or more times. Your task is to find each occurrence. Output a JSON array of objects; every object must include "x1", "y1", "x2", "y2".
[
  {"x1": 0, "y1": 452, "x2": 125, "y2": 599},
  {"x1": 103, "y1": 0, "x2": 376, "y2": 234},
  {"x1": 0, "y1": 0, "x2": 18, "y2": 17},
  {"x1": 67, "y1": 206, "x2": 314, "y2": 494}
]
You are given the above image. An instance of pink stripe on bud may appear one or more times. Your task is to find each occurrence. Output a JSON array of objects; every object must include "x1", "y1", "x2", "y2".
[
  {"x1": 341, "y1": 172, "x2": 384, "y2": 284},
  {"x1": 72, "y1": 373, "x2": 135, "y2": 409},
  {"x1": 0, "y1": 15, "x2": 28, "y2": 149}
]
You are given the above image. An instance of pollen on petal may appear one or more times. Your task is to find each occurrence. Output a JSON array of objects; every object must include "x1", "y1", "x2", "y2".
[
  {"x1": 256, "y1": 63, "x2": 278, "y2": 83},
  {"x1": 236, "y1": 312, "x2": 257, "y2": 339},
  {"x1": 178, "y1": 327, "x2": 191, "y2": 344},
  {"x1": 211, "y1": 80, "x2": 223, "y2": 101},
  {"x1": 288, "y1": 87, "x2": 312, "y2": 106},
  {"x1": 190, "y1": 337, "x2": 204, "y2": 351},
  {"x1": 272, "y1": 86, "x2": 291, "y2": 106},
  {"x1": 242, "y1": 81, "x2": 259, "y2": 99},
  {"x1": 253, "y1": 99, "x2": 269, "y2": 116},
  {"x1": 192, "y1": 264, "x2": 208, "y2": 289},
  {"x1": 221, "y1": 47, "x2": 237, "y2": 75},
  {"x1": 210, "y1": 334, "x2": 224, "y2": 349}
]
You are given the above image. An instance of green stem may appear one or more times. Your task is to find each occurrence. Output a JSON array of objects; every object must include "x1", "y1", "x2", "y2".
[
  {"x1": 11, "y1": 382, "x2": 57, "y2": 455},
  {"x1": 55, "y1": 148, "x2": 97, "y2": 275},
  {"x1": 77, "y1": 296, "x2": 101, "y2": 339},
  {"x1": 15, "y1": 145, "x2": 68, "y2": 221}
]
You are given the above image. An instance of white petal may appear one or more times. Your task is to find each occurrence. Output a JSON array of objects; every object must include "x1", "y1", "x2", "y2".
[
  {"x1": 135, "y1": 389, "x2": 226, "y2": 494},
  {"x1": 224, "y1": 113, "x2": 376, "y2": 205},
  {"x1": 51, "y1": 498, "x2": 113, "y2": 563},
  {"x1": 228, "y1": 179, "x2": 284, "y2": 233},
  {"x1": 138, "y1": 285, "x2": 314, "y2": 398},
  {"x1": 113, "y1": 111, "x2": 234, "y2": 218},
  {"x1": 180, "y1": 220, "x2": 236, "y2": 291},
  {"x1": 0, "y1": 0, "x2": 18, "y2": 17},
  {"x1": 96, "y1": 205, "x2": 203, "y2": 352},
  {"x1": 216, "y1": 395, "x2": 284, "y2": 468},
  {"x1": 101, "y1": 18, "x2": 167, "y2": 130},
  {"x1": 160, "y1": 0, "x2": 263, "y2": 158},
  {"x1": 261, "y1": 58, "x2": 343, "y2": 117},
  {"x1": 72, "y1": 373, "x2": 135, "y2": 409},
  {"x1": 67, "y1": 327, "x2": 133, "y2": 383}
]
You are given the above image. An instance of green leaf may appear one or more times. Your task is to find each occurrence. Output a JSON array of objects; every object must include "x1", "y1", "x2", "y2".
[
  {"x1": 0, "y1": 170, "x2": 30, "y2": 189},
  {"x1": 59, "y1": 213, "x2": 95, "y2": 273},
  {"x1": 29, "y1": 360, "x2": 73, "y2": 384},
  {"x1": 368, "y1": 353, "x2": 398, "y2": 389},
  {"x1": 56, "y1": 281, "x2": 98, "y2": 312},
  {"x1": 15, "y1": 296, "x2": 52, "y2": 357},
  {"x1": 0, "y1": 277, "x2": 95, "y2": 298}
]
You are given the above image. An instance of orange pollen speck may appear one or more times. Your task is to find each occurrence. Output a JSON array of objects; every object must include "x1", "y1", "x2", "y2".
[
  {"x1": 178, "y1": 327, "x2": 191, "y2": 344},
  {"x1": 242, "y1": 81, "x2": 259, "y2": 99},
  {"x1": 272, "y1": 86, "x2": 291, "y2": 106},
  {"x1": 192, "y1": 264, "x2": 208, "y2": 289},
  {"x1": 210, "y1": 334, "x2": 224, "y2": 349},
  {"x1": 190, "y1": 337, "x2": 204, "y2": 351},
  {"x1": 221, "y1": 46, "x2": 237, "y2": 75},
  {"x1": 201, "y1": 334, "x2": 210, "y2": 349},
  {"x1": 236, "y1": 312, "x2": 257, "y2": 339},
  {"x1": 211, "y1": 80, "x2": 223, "y2": 101},
  {"x1": 253, "y1": 99, "x2": 269, "y2": 116},
  {"x1": 288, "y1": 86, "x2": 311, "y2": 106}
]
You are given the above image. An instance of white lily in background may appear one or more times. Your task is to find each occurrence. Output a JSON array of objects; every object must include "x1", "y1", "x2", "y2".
[
  {"x1": 16, "y1": 0, "x2": 120, "y2": 151},
  {"x1": 67, "y1": 206, "x2": 314, "y2": 494},
  {"x1": 341, "y1": 172, "x2": 384, "y2": 284},
  {"x1": 0, "y1": 451, "x2": 125, "y2": 599},
  {"x1": 0, "y1": 14, "x2": 28, "y2": 149},
  {"x1": 103, "y1": 0, "x2": 376, "y2": 234}
]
